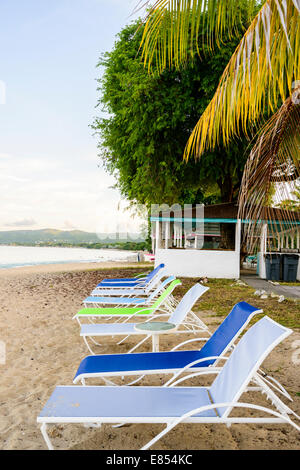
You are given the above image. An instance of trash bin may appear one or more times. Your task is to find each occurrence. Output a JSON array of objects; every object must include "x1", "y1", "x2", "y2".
[
  {"x1": 265, "y1": 254, "x2": 282, "y2": 281},
  {"x1": 282, "y1": 254, "x2": 299, "y2": 282}
]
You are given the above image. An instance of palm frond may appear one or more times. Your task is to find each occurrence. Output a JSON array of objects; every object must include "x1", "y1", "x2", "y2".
[
  {"x1": 238, "y1": 88, "x2": 300, "y2": 252},
  {"x1": 183, "y1": 0, "x2": 300, "y2": 159},
  {"x1": 139, "y1": 0, "x2": 258, "y2": 73}
]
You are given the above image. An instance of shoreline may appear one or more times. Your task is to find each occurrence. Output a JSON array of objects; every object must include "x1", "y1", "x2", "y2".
[
  {"x1": 0, "y1": 244, "x2": 144, "y2": 252},
  {"x1": 0, "y1": 261, "x2": 153, "y2": 278}
]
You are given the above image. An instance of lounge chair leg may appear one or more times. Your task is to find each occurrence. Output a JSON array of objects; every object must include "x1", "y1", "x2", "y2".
[
  {"x1": 117, "y1": 335, "x2": 130, "y2": 345},
  {"x1": 152, "y1": 334, "x2": 159, "y2": 352},
  {"x1": 83, "y1": 423, "x2": 102, "y2": 428},
  {"x1": 141, "y1": 424, "x2": 170, "y2": 450},
  {"x1": 83, "y1": 336, "x2": 96, "y2": 355},
  {"x1": 123, "y1": 375, "x2": 145, "y2": 386},
  {"x1": 89, "y1": 336, "x2": 102, "y2": 346},
  {"x1": 101, "y1": 377, "x2": 119, "y2": 386},
  {"x1": 41, "y1": 423, "x2": 54, "y2": 450},
  {"x1": 127, "y1": 335, "x2": 151, "y2": 354}
]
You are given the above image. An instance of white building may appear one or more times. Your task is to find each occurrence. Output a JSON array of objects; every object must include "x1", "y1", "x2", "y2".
[{"x1": 151, "y1": 203, "x2": 300, "y2": 280}]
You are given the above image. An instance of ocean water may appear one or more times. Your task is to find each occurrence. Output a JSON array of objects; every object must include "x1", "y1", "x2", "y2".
[{"x1": 0, "y1": 245, "x2": 137, "y2": 269}]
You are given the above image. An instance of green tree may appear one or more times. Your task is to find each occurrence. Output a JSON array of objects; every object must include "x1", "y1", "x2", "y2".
[
  {"x1": 140, "y1": 1, "x2": 300, "y2": 250},
  {"x1": 278, "y1": 181, "x2": 300, "y2": 211},
  {"x1": 92, "y1": 21, "x2": 251, "y2": 210},
  {"x1": 140, "y1": 1, "x2": 299, "y2": 160}
]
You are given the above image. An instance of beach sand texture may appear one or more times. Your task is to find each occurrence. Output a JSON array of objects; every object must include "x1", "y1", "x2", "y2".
[{"x1": 0, "y1": 263, "x2": 299, "y2": 450}]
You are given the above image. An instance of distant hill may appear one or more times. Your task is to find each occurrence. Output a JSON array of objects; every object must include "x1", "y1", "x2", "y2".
[{"x1": 0, "y1": 229, "x2": 144, "y2": 245}]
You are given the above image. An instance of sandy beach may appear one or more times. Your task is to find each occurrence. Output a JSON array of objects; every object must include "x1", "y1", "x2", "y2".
[{"x1": 0, "y1": 263, "x2": 299, "y2": 450}]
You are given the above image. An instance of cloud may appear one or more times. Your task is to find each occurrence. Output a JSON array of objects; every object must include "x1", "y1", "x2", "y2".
[
  {"x1": 0, "y1": 151, "x2": 144, "y2": 233},
  {"x1": 63, "y1": 220, "x2": 78, "y2": 230},
  {"x1": 4, "y1": 218, "x2": 37, "y2": 228},
  {"x1": 0, "y1": 174, "x2": 30, "y2": 183},
  {"x1": 0, "y1": 80, "x2": 6, "y2": 105}
]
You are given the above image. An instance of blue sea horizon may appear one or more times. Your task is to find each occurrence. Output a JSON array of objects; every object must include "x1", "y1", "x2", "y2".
[{"x1": 0, "y1": 245, "x2": 137, "y2": 269}]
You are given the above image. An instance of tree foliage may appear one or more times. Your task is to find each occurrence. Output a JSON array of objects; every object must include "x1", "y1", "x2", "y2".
[
  {"x1": 92, "y1": 21, "x2": 251, "y2": 208},
  {"x1": 138, "y1": 1, "x2": 300, "y2": 252},
  {"x1": 140, "y1": 1, "x2": 300, "y2": 159},
  {"x1": 239, "y1": 91, "x2": 300, "y2": 251},
  {"x1": 278, "y1": 181, "x2": 300, "y2": 211}
]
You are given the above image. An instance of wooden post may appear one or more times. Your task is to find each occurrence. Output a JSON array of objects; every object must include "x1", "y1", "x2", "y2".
[
  {"x1": 259, "y1": 223, "x2": 267, "y2": 279},
  {"x1": 165, "y1": 220, "x2": 169, "y2": 249},
  {"x1": 155, "y1": 220, "x2": 160, "y2": 253},
  {"x1": 235, "y1": 219, "x2": 241, "y2": 279},
  {"x1": 235, "y1": 219, "x2": 241, "y2": 254}
]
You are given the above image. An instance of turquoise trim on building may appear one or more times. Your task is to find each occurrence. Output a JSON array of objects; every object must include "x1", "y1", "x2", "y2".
[
  {"x1": 150, "y1": 216, "x2": 300, "y2": 225},
  {"x1": 150, "y1": 216, "x2": 238, "y2": 223}
]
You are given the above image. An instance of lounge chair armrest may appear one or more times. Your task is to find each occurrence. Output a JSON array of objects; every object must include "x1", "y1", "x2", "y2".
[
  {"x1": 73, "y1": 306, "x2": 155, "y2": 320},
  {"x1": 143, "y1": 313, "x2": 171, "y2": 323},
  {"x1": 171, "y1": 338, "x2": 208, "y2": 351},
  {"x1": 95, "y1": 283, "x2": 143, "y2": 290},
  {"x1": 168, "y1": 367, "x2": 222, "y2": 387},
  {"x1": 119, "y1": 309, "x2": 156, "y2": 323},
  {"x1": 256, "y1": 370, "x2": 293, "y2": 401},
  {"x1": 164, "y1": 356, "x2": 229, "y2": 387},
  {"x1": 141, "y1": 402, "x2": 300, "y2": 450}
]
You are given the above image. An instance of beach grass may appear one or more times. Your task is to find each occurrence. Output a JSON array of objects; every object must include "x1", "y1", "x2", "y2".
[
  {"x1": 279, "y1": 281, "x2": 300, "y2": 286},
  {"x1": 90, "y1": 268, "x2": 300, "y2": 329},
  {"x1": 1, "y1": 262, "x2": 299, "y2": 450},
  {"x1": 89, "y1": 267, "x2": 300, "y2": 329},
  {"x1": 174, "y1": 277, "x2": 300, "y2": 329}
]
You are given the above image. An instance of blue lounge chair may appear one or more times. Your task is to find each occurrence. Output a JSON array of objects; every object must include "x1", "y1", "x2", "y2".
[
  {"x1": 73, "y1": 301, "x2": 262, "y2": 386},
  {"x1": 74, "y1": 279, "x2": 182, "y2": 327},
  {"x1": 94, "y1": 263, "x2": 165, "y2": 289},
  {"x1": 78, "y1": 283, "x2": 210, "y2": 354},
  {"x1": 37, "y1": 316, "x2": 300, "y2": 450},
  {"x1": 89, "y1": 266, "x2": 167, "y2": 298},
  {"x1": 82, "y1": 275, "x2": 177, "y2": 308}
]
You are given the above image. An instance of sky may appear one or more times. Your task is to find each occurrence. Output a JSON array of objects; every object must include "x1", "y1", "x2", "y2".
[{"x1": 0, "y1": 0, "x2": 145, "y2": 235}]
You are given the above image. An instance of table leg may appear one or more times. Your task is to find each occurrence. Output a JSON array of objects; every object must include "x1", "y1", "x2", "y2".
[{"x1": 152, "y1": 334, "x2": 159, "y2": 352}]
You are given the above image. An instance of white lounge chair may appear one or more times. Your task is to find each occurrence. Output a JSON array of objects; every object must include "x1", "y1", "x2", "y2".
[
  {"x1": 74, "y1": 278, "x2": 182, "y2": 327},
  {"x1": 78, "y1": 283, "x2": 210, "y2": 354},
  {"x1": 81, "y1": 275, "x2": 178, "y2": 309},
  {"x1": 90, "y1": 265, "x2": 167, "y2": 299},
  {"x1": 37, "y1": 316, "x2": 300, "y2": 450},
  {"x1": 73, "y1": 301, "x2": 262, "y2": 386},
  {"x1": 93, "y1": 263, "x2": 165, "y2": 292}
]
